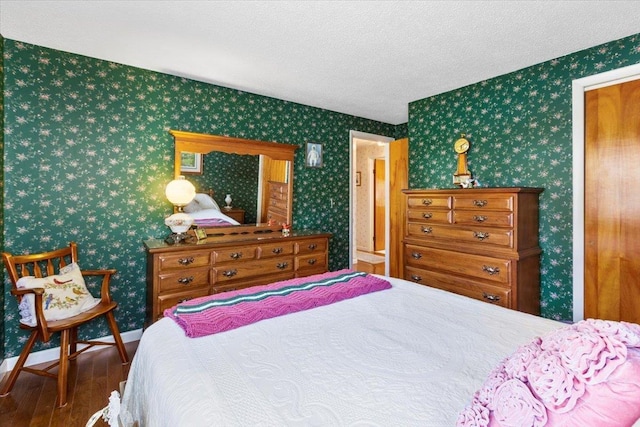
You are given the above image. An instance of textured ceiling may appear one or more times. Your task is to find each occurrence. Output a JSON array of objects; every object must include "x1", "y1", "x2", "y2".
[{"x1": 1, "y1": 1, "x2": 640, "y2": 125}]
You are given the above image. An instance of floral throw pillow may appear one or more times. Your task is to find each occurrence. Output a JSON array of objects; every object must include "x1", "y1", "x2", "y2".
[{"x1": 16, "y1": 262, "x2": 101, "y2": 326}]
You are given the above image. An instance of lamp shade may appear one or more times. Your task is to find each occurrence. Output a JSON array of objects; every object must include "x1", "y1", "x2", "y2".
[{"x1": 165, "y1": 176, "x2": 196, "y2": 207}]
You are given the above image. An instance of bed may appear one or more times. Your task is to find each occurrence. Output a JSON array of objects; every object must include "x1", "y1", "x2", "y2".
[
  {"x1": 183, "y1": 192, "x2": 240, "y2": 228},
  {"x1": 118, "y1": 272, "x2": 640, "y2": 426}
]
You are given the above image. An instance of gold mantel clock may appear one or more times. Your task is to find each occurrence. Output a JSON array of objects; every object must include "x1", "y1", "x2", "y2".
[{"x1": 453, "y1": 134, "x2": 472, "y2": 186}]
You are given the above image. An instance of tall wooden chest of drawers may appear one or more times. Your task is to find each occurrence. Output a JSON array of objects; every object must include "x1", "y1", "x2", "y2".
[
  {"x1": 144, "y1": 231, "x2": 330, "y2": 326},
  {"x1": 266, "y1": 181, "x2": 290, "y2": 225},
  {"x1": 402, "y1": 188, "x2": 543, "y2": 314}
]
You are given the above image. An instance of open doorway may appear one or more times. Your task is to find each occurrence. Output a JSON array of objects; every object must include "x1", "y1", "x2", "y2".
[{"x1": 349, "y1": 131, "x2": 393, "y2": 275}]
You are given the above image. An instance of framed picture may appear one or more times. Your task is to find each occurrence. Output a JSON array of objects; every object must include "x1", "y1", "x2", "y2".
[
  {"x1": 356, "y1": 171, "x2": 361, "y2": 186},
  {"x1": 305, "y1": 142, "x2": 323, "y2": 168},
  {"x1": 180, "y1": 152, "x2": 203, "y2": 175},
  {"x1": 194, "y1": 228, "x2": 207, "y2": 241}
]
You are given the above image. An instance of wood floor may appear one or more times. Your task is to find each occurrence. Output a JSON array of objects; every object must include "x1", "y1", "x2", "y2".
[{"x1": 0, "y1": 341, "x2": 138, "y2": 427}]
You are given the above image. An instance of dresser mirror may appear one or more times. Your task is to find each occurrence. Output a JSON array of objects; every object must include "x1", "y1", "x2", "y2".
[{"x1": 170, "y1": 130, "x2": 297, "y2": 235}]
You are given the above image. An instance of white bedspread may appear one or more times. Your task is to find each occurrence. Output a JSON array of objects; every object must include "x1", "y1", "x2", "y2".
[
  {"x1": 120, "y1": 276, "x2": 561, "y2": 427},
  {"x1": 189, "y1": 208, "x2": 240, "y2": 225}
]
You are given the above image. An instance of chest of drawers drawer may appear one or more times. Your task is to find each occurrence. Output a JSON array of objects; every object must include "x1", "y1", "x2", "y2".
[
  {"x1": 407, "y1": 195, "x2": 451, "y2": 209},
  {"x1": 259, "y1": 242, "x2": 295, "y2": 258},
  {"x1": 406, "y1": 209, "x2": 451, "y2": 224},
  {"x1": 296, "y1": 253, "x2": 327, "y2": 274},
  {"x1": 158, "y1": 267, "x2": 211, "y2": 292},
  {"x1": 213, "y1": 256, "x2": 295, "y2": 283},
  {"x1": 406, "y1": 223, "x2": 514, "y2": 249},
  {"x1": 452, "y1": 195, "x2": 514, "y2": 211},
  {"x1": 214, "y1": 247, "x2": 257, "y2": 263},
  {"x1": 404, "y1": 266, "x2": 511, "y2": 308},
  {"x1": 158, "y1": 251, "x2": 212, "y2": 271},
  {"x1": 296, "y1": 238, "x2": 327, "y2": 254},
  {"x1": 453, "y1": 211, "x2": 513, "y2": 227},
  {"x1": 405, "y1": 244, "x2": 511, "y2": 286}
]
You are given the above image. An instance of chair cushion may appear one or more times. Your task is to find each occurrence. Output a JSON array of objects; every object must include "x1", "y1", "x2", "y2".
[{"x1": 16, "y1": 262, "x2": 101, "y2": 326}]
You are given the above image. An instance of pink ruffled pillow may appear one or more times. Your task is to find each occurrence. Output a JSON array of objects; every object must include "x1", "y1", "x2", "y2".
[{"x1": 458, "y1": 319, "x2": 640, "y2": 427}]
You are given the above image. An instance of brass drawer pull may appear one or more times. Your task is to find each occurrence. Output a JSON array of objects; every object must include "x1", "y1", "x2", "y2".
[
  {"x1": 482, "y1": 265, "x2": 501, "y2": 275},
  {"x1": 421, "y1": 226, "x2": 433, "y2": 234},
  {"x1": 411, "y1": 274, "x2": 422, "y2": 282},
  {"x1": 473, "y1": 231, "x2": 490, "y2": 241},
  {"x1": 422, "y1": 199, "x2": 433, "y2": 206},
  {"x1": 177, "y1": 257, "x2": 194, "y2": 266},
  {"x1": 177, "y1": 276, "x2": 194, "y2": 285},
  {"x1": 422, "y1": 213, "x2": 433, "y2": 219},
  {"x1": 276, "y1": 262, "x2": 289, "y2": 270},
  {"x1": 473, "y1": 199, "x2": 488, "y2": 208},
  {"x1": 483, "y1": 292, "x2": 501, "y2": 303},
  {"x1": 473, "y1": 215, "x2": 487, "y2": 223},
  {"x1": 230, "y1": 252, "x2": 243, "y2": 260},
  {"x1": 272, "y1": 247, "x2": 283, "y2": 254},
  {"x1": 222, "y1": 269, "x2": 237, "y2": 278},
  {"x1": 411, "y1": 252, "x2": 422, "y2": 260},
  {"x1": 307, "y1": 258, "x2": 317, "y2": 265},
  {"x1": 308, "y1": 243, "x2": 318, "y2": 250}
]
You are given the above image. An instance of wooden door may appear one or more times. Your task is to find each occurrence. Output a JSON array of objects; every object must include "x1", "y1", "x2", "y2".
[
  {"x1": 373, "y1": 158, "x2": 386, "y2": 252},
  {"x1": 585, "y1": 78, "x2": 640, "y2": 322},
  {"x1": 389, "y1": 138, "x2": 409, "y2": 278}
]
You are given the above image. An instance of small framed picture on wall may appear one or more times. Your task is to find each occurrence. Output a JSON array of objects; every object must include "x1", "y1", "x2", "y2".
[
  {"x1": 356, "y1": 171, "x2": 361, "y2": 186},
  {"x1": 305, "y1": 142, "x2": 323, "y2": 168},
  {"x1": 180, "y1": 152, "x2": 203, "y2": 175}
]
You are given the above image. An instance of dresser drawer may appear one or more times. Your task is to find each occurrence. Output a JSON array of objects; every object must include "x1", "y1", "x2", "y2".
[
  {"x1": 158, "y1": 251, "x2": 211, "y2": 271},
  {"x1": 156, "y1": 287, "x2": 211, "y2": 320},
  {"x1": 406, "y1": 223, "x2": 513, "y2": 249},
  {"x1": 268, "y1": 197, "x2": 288, "y2": 211},
  {"x1": 212, "y1": 272, "x2": 295, "y2": 294},
  {"x1": 406, "y1": 209, "x2": 451, "y2": 224},
  {"x1": 407, "y1": 195, "x2": 451, "y2": 209},
  {"x1": 405, "y1": 244, "x2": 511, "y2": 286},
  {"x1": 259, "y1": 241, "x2": 295, "y2": 258},
  {"x1": 296, "y1": 253, "x2": 327, "y2": 274},
  {"x1": 453, "y1": 210, "x2": 513, "y2": 227},
  {"x1": 214, "y1": 257, "x2": 294, "y2": 283},
  {"x1": 296, "y1": 238, "x2": 327, "y2": 254},
  {"x1": 158, "y1": 267, "x2": 211, "y2": 293},
  {"x1": 404, "y1": 266, "x2": 511, "y2": 308},
  {"x1": 453, "y1": 195, "x2": 514, "y2": 211},
  {"x1": 214, "y1": 247, "x2": 257, "y2": 264}
]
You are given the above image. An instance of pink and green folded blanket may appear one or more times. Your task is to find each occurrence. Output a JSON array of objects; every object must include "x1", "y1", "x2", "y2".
[{"x1": 164, "y1": 269, "x2": 391, "y2": 338}]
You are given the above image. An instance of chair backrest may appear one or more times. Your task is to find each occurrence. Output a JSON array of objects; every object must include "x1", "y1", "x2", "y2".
[{"x1": 2, "y1": 242, "x2": 79, "y2": 297}]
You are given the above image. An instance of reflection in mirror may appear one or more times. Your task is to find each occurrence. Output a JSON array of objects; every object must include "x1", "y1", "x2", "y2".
[{"x1": 170, "y1": 130, "x2": 297, "y2": 235}]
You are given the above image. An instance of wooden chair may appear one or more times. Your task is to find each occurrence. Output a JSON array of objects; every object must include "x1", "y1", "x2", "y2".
[{"x1": 1, "y1": 242, "x2": 129, "y2": 407}]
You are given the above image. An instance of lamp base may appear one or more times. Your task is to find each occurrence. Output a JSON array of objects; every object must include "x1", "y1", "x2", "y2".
[{"x1": 164, "y1": 232, "x2": 193, "y2": 245}]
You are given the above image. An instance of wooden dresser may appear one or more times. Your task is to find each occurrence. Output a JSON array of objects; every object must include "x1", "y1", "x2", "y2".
[
  {"x1": 222, "y1": 207, "x2": 245, "y2": 224},
  {"x1": 144, "y1": 231, "x2": 330, "y2": 325},
  {"x1": 402, "y1": 187, "x2": 543, "y2": 314}
]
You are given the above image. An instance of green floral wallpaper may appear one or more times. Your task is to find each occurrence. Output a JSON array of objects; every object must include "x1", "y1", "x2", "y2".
[
  {"x1": 1, "y1": 39, "x2": 397, "y2": 358},
  {"x1": 409, "y1": 33, "x2": 640, "y2": 321},
  {"x1": 0, "y1": 35, "x2": 5, "y2": 365}
]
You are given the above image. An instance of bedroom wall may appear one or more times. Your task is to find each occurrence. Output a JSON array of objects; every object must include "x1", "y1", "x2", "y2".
[
  {"x1": 0, "y1": 35, "x2": 5, "y2": 366},
  {"x1": 408, "y1": 32, "x2": 640, "y2": 321},
  {"x1": 1, "y1": 39, "x2": 397, "y2": 359}
]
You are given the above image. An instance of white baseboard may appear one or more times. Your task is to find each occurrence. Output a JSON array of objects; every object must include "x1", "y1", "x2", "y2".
[{"x1": 0, "y1": 328, "x2": 143, "y2": 375}]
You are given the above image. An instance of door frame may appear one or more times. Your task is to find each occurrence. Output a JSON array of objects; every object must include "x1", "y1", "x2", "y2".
[
  {"x1": 571, "y1": 62, "x2": 640, "y2": 322},
  {"x1": 349, "y1": 130, "x2": 393, "y2": 274}
]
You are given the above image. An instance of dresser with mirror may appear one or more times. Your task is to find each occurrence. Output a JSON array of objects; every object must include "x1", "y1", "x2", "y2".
[{"x1": 144, "y1": 130, "x2": 331, "y2": 326}]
